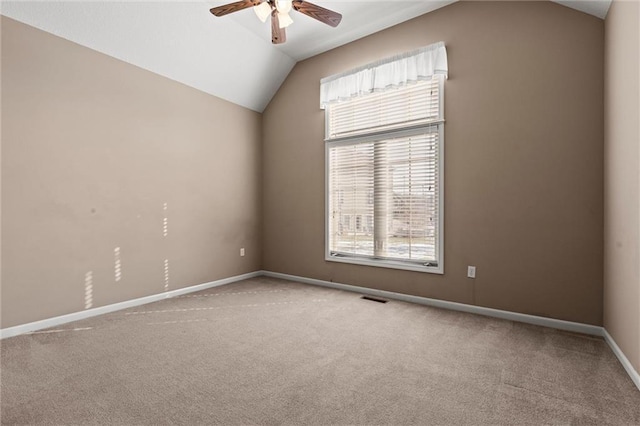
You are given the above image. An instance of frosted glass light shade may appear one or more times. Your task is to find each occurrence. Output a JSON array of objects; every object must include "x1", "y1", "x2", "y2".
[
  {"x1": 276, "y1": 0, "x2": 292, "y2": 14},
  {"x1": 278, "y1": 12, "x2": 293, "y2": 28},
  {"x1": 254, "y1": 2, "x2": 272, "y2": 22}
]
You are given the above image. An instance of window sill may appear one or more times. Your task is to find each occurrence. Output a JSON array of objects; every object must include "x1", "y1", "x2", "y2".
[{"x1": 326, "y1": 254, "x2": 444, "y2": 274}]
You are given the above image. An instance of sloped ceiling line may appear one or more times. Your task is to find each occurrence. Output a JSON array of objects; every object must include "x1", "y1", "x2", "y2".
[{"x1": 1, "y1": 0, "x2": 611, "y2": 113}]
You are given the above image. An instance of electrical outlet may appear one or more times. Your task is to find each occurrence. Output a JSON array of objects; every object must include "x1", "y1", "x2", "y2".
[
  {"x1": 467, "y1": 266, "x2": 476, "y2": 279},
  {"x1": 240, "y1": 248, "x2": 245, "y2": 257}
]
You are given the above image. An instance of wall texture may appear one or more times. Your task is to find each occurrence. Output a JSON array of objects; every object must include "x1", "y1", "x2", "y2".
[
  {"x1": 604, "y1": 0, "x2": 640, "y2": 373},
  {"x1": 1, "y1": 17, "x2": 262, "y2": 328},
  {"x1": 263, "y1": 1, "x2": 605, "y2": 325}
]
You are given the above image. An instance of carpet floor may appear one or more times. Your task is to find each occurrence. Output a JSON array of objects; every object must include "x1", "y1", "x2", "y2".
[{"x1": 1, "y1": 276, "x2": 639, "y2": 425}]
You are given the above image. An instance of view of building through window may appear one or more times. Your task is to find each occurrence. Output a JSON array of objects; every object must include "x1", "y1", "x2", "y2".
[
  {"x1": 328, "y1": 131, "x2": 438, "y2": 263},
  {"x1": 325, "y1": 77, "x2": 443, "y2": 270}
]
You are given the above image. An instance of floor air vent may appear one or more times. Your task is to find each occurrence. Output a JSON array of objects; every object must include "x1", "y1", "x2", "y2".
[{"x1": 361, "y1": 295, "x2": 388, "y2": 304}]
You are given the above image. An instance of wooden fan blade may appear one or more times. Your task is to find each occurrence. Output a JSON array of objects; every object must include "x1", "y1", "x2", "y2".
[
  {"x1": 210, "y1": 0, "x2": 261, "y2": 17},
  {"x1": 292, "y1": 0, "x2": 341, "y2": 27},
  {"x1": 271, "y1": 10, "x2": 287, "y2": 44}
]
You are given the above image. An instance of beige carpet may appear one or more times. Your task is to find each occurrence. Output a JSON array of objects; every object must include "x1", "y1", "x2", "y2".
[{"x1": 1, "y1": 276, "x2": 639, "y2": 425}]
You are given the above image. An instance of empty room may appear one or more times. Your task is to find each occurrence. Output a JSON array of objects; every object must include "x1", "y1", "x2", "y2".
[{"x1": 1, "y1": 0, "x2": 639, "y2": 424}]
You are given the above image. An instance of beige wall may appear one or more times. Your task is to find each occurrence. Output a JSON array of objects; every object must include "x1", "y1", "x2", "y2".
[
  {"x1": 263, "y1": 1, "x2": 605, "y2": 325},
  {"x1": 1, "y1": 17, "x2": 262, "y2": 328},
  {"x1": 1, "y1": 2, "x2": 612, "y2": 331},
  {"x1": 604, "y1": 0, "x2": 640, "y2": 373}
]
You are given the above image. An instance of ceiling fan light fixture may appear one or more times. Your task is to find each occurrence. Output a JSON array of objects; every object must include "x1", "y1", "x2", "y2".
[
  {"x1": 254, "y1": 1, "x2": 272, "y2": 22},
  {"x1": 210, "y1": 0, "x2": 343, "y2": 44},
  {"x1": 275, "y1": 0, "x2": 292, "y2": 14},
  {"x1": 278, "y1": 11, "x2": 293, "y2": 28}
]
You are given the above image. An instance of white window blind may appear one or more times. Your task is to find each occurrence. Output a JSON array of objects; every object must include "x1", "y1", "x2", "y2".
[
  {"x1": 325, "y1": 75, "x2": 444, "y2": 272},
  {"x1": 326, "y1": 78, "x2": 441, "y2": 139},
  {"x1": 329, "y1": 128, "x2": 440, "y2": 264}
]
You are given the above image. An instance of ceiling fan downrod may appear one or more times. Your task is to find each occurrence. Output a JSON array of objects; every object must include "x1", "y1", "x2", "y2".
[{"x1": 210, "y1": 0, "x2": 342, "y2": 44}]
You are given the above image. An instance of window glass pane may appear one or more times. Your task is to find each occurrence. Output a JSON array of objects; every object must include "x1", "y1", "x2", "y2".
[
  {"x1": 326, "y1": 75, "x2": 442, "y2": 271},
  {"x1": 329, "y1": 142, "x2": 374, "y2": 257},
  {"x1": 328, "y1": 129, "x2": 439, "y2": 263},
  {"x1": 386, "y1": 132, "x2": 438, "y2": 262}
]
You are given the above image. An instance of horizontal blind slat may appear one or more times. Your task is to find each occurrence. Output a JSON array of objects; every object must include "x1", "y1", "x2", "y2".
[
  {"x1": 327, "y1": 76, "x2": 442, "y2": 265},
  {"x1": 327, "y1": 79, "x2": 441, "y2": 140}
]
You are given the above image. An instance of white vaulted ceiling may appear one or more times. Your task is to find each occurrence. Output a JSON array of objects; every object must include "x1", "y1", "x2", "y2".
[
  {"x1": 1, "y1": 0, "x2": 611, "y2": 112},
  {"x1": 1, "y1": 1, "x2": 296, "y2": 112}
]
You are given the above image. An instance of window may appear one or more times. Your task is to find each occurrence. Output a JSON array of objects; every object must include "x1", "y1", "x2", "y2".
[
  {"x1": 342, "y1": 214, "x2": 351, "y2": 231},
  {"x1": 325, "y1": 76, "x2": 444, "y2": 273}
]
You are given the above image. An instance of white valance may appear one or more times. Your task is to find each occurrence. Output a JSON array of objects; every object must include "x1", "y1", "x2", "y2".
[{"x1": 320, "y1": 41, "x2": 448, "y2": 109}]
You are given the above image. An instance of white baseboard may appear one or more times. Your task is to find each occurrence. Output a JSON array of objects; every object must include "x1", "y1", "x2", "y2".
[
  {"x1": 1, "y1": 269, "x2": 603, "y2": 339},
  {"x1": 603, "y1": 328, "x2": 640, "y2": 392},
  {"x1": 263, "y1": 270, "x2": 640, "y2": 392},
  {"x1": 262, "y1": 271, "x2": 603, "y2": 336},
  {"x1": 3, "y1": 268, "x2": 639, "y2": 393},
  {"x1": 0, "y1": 271, "x2": 262, "y2": 339}
]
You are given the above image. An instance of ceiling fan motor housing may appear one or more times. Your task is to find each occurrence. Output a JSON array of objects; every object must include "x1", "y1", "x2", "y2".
[{"x1": 210, "y1": 0, "x2": 342, "y2": 44}]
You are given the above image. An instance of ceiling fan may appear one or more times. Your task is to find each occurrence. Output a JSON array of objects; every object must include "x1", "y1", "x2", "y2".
[{"x1": 210, "y1": 0, "x2": 342, "y2": 44}]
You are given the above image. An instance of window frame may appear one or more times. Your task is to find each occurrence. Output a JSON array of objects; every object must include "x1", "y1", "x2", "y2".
[{"x1": 324, "y1": 77, "x2": 445, "y2": 274}]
